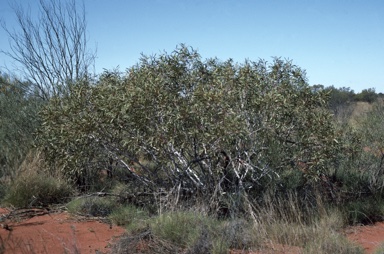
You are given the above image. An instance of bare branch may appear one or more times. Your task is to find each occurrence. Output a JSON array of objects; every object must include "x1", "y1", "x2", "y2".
[{"x1": 1, "y1": 0, "x2": 96, "y2": 100}]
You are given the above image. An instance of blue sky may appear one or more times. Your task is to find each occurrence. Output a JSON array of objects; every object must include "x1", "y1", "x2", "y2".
[{"x1": 1, "y1": 0, "x2": 383, "y2": 93}]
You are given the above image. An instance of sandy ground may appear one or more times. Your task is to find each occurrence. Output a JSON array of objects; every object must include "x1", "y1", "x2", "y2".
[
  {"x1": 346, "y1": 222, "x2": 384, "y2": 254},
  {"x1": 0, "y1": 208, "x2": 125, "y2": 254},
  {"x1": 0, "y1": 207, "x2": 383, "y2": 254}
]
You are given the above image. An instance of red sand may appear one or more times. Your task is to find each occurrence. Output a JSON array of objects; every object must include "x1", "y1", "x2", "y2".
[
  {"x1": 346, "y1": 222, "x2": 384, "y2": 254},
  {"x1": 0, "y1": 208, "x2": 125, "y2": 254}
]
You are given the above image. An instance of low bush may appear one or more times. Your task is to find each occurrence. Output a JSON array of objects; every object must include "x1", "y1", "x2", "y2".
[{"x1": 219, "y1": 218, "x2": 260, "y2": 250}]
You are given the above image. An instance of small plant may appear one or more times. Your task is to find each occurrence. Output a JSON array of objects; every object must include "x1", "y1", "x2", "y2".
[
  {"x1": 109, "y1": 205, "x2": 149, "y2": 227},
  {"x1": 66, "y1": 196, "x2": 117, "y2": 217},
  {"x1": 149, "y1": 211, "x2": 203, "y2": 248}
]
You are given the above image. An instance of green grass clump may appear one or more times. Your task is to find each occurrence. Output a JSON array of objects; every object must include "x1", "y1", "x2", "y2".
[
  {"x1": 147, "y1": 211, "x2": 258, "y2": 253},
  {"x1": 3, "y1": 172, "x2": 74, "y2": 208},
  {"x1": 66, "y1": 196, "x2": 117, "y2": 217},
  {"x1": 149, "y1": 211, "x2": 204, "y2": 248},
  {"x1": 2, "y1": 150, "x2": 75, "y2": 208},
  {"x1": 109, "y1": 205, "x2": 149, "y2": 227}
]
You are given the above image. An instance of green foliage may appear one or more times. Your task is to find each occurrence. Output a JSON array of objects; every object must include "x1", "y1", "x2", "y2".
[
  {"x1": 150, "y1": 211, "x2": 205, "y2": 247},
  {"x1": 359, "y1": 100, "x2": 384, "y2": 155},
  {"x1": 0, "y1": 74, "x2": 44, "y2": 178},
  {"x1": 3, "y1": 171, "x2": 74, "y2": 208},
  {"x1": 38, "y1": 45, "x2": 340, "y2": 210}
]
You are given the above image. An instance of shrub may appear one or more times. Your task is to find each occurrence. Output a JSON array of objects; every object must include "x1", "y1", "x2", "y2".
[
  {"x1": 38, "y1": 45, "x2": 340, "y2": 217},
  {"x1": 146, "y1": 210, "x2": 258, "y2": 253},
  {"x1": 220, "y1": 219, "x2": 259, "y2": 250}
]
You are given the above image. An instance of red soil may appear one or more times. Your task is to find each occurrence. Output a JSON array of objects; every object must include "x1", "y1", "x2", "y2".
[
  {"x1": 346, "y1": 222, "x2": 384, "y2": 254},
  {"x1": 0, "y1": 206, "x2": 383, "y2": 254},
  {"x1": 0, "y1": 208, "x2": 125, "y2": 254}
]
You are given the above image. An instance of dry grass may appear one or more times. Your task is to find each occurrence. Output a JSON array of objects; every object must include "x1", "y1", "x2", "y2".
[
  {"x1": 107, "y1": 190, "x2": 363, "y2": 254},
  {"x1": 247, "y1": 192, "x2": 363, "y2": 254},
  {"x1": 2, "y1": 150, "x2": 75, "y2": 208}
]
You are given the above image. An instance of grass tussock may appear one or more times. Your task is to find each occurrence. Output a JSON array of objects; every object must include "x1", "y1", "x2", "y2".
[
  {"x1": 111, "y1": 208, "x2": 259, "y2": 254},
  {"x1": 2, "y1": 150, "x2": 74, "y2": 208},
  {"x1": 66, "y1": 196, "x2": 117, "y2": 217},
  {"x1": 109, "y1": 205, "x2": 149, "y2": 227},
  {"x1": 250, "y1": 192, "x2": 363, "y2": 254}
]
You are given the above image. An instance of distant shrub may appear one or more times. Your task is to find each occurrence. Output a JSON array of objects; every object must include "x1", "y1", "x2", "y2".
[{"x1": 355, "y1": 88, "x2": 378, "y2": 103}]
